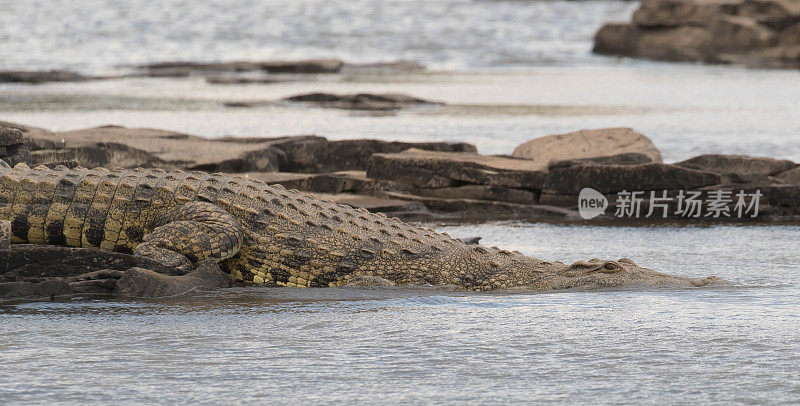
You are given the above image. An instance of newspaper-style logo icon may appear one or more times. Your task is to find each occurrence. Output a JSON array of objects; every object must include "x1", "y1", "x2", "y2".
[{"x1": 578, "y1": 188, "x2": 608, "y2": 219}]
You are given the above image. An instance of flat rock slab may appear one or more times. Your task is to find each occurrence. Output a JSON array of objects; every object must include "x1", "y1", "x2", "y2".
[
  {"x1": 543, "y1": 163, "x2": 721, "y2": 195},
  {"x1": 8, "y1": 121, "x2": 474, "y2": 173},
  {"x1": 367, "y1": 149, "x2": 547, "y2": 190},
  {"x1": 512, "y1": 127, "x2": 663, "y2": 167},
  {"x1": 310, "y1": 192, "x2": 426, "y2": 213},
  {"x1": 386, "y1": 192, "x2": 578, "y2": 221},
  {"x1": 0, "y1": 245, "x2": 232, "y2": 301},
  {"x1": 675, "y1": 154, "x2": 797, "y2": 181},
  {"x1": 242, "y1": 171, "x2": 395, "y2": 194}
]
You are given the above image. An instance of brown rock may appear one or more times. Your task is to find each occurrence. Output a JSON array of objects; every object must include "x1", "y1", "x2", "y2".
[
  {"x1": 368, "y1": 149, "x2": 547, "y2": 190},
  {"x1": 343, "y1": 61, "x2": 426, "y2": 73},
  {"x1": 385, "y1": 192, "x2": 578, "y2": 221},
  {"x1": 281, "y1": 92, "x2": 442, "y2": 111},
  {"x1": 310, "y1": 192, "x2": 426, "y2": 214},
  {"x1": 632, "y1": 0, "x2": 740, "y2": 28},
  {"x1": 774, "y1": 166, "x2": 800, "y2": 184},
  {"x1": 243, "y1": 171, "x2": 395, "y2": 194},
  {"x1": 548, "y1": 153, "x2": 655, "y2": 169},
  {"x1": 512, "y1": 128, "x2": 663, "y2": 167},
  {"x1": 0, "y1": 120, "x2": 56, "y2": 141},
  {"x1": 407, "y1": 185, "x2": 539, "y2": 204},
  {"x1": 137, "y1": 58, "x2": 343, "y2": 76},
  {"x1": 675, "y1": 154, "x2": 796, "y2": 181},
  {"x1": 740, "y1": 0, "x2": 800, "y2": 30},
  {"x1": 0, "y1": 245, "x2": 177, "y2": 284},
  {"x1": 543, "y1": 163, "x2": 721, "y2": 195},
  {"x1": 593, "y1": 23, "x2": 639, "y2": 55},
  {"x1": 0, "y1": 70, "x2": 89, "y2": 83},
  {"x1": 711, "y1": 15, "x2": 776, "y2": 52},
  {"x1": 273, "y1": 138, "x2": 475, "y2": 173},
  {"x1": 0, "y1": 127, "x2": 24, "y2": 147}
]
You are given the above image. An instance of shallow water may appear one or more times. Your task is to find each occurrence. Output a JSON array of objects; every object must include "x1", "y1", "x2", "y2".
[
  {"x1": 3, "y1": 0, "x2": 800, "y2": 403},
  {"x1": 3, "y1": 224, "x2": 800, "y2": 404}
]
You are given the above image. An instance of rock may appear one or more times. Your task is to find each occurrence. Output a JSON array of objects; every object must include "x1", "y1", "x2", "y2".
[
  {"x1": 0, "y1": 127, "x2": 24, "y2": 146},
  {"x1": 774, "y1": 166, "x2": 800, "y2": 184},
  {"x1": 29, "y1": 142, "x2": 174, "y2": 169},
  {"x1": 0, "y1": 280, "x2": 72, "y2": 300},
  {"x1": 114, "y1": 260, "x2": 232, "y2": 298},
  {"x1": 385, "y1": 192, "x2": 578, "y2": 221},
  {"x1": 543, "y1": 163, "x2": 721, "y2": 195},
  {"x1": 206, "y1": 76, "x2": 283, "y2": 85},
  {"x1": 632, "y1": 0, "x2": 740, "y2": 28},
  {"x1": 272, "y1": 138, "x2": 476, "y2": 173},
  {"x1": 0, "y1": 120, "x2": 56, "y2": 141},
  {"x1": 407, "y1": 185, "x2": 539, "y2": 204},
  {"x1": 280, "y1": 92, "x2": 442, "y2": 111},
  {"x1": 548, "y1": 153, "x2": 655, "y2": 169},
  {"x1": 368, "y1": 149, "x2": 547, "y2": 190},
  {"x1": 17, "y1": 122, "x2": 474, "y2": 173},
  {"x1": 343, "y1": 61, "x2": 426, "y2": 73},
  {"x1": 711, "y1": 15, "x2": 776, "y2": 52},
  {"x1": 739, "y1": 0, "x2": 800, "y2": 30},
  {"x1": 243, "y1": 171, "x2": 396, "y2": 194},
  {"x1": 0, "y1": 245, "x2": 177, "y2": 284},
  {"x1": 0, "y1": 70, "x2": 89, "y2": 83},
  {"x1": 593, "y1": 0, "x2": 800, "y2": 68},
  {"x1": 136, "y1": 58, "x2": 343, "y2": 77},
  {"x1": 675, "y1": 154, "x2": 796, "y2": 181},
  {"x1": 513, "y1": 128, "x2": 663, "y2": 167},
  {"x1": 310, "y1": 192, "x2": 426, "y2": 214}
]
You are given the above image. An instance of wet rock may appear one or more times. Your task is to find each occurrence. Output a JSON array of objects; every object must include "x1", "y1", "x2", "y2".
[
  {"x1": 136, "y1": 58, "x2": 344, "y2": 77},
  {"x1": 548, "y1": 153, "x2": 654, "y2": 169},
  {"x1": 0, "y1": 280, "x2": 72, "y2": 300},
  {"x1": 675, "y1": 154, "x2": 796, "y2": 181},
  {"x1": 342, "y1": 61, "x2": 426, "y2": 73},
  {"x1": 114, "y1": 260, "x2": 232, "y2": 298},
  {"x1": 206, "y1": 76, "x2": 283, "y2": 85},
  {"x1": 513, "y1": 128, "x2": 663, "y2": 167},
  {"x1": 0, "y1": 70, "x2": 89, "y2": 83},
  {"x1": 368, "y1": 149, "x2": 547, "y2": 190},
  {"x1": 774, "y1": 166, "x2": 800, "y2": 184},
  {"x1": 543, "y1": 163, "x2": 721, "y2": 195},
  {"x1": 0, "y1": 245, "x2": 177, "y2": 284},
  {"x1": 593, "y1": 0, "x2": 800, "y2": 68},
  {"x1": 280, "y1": 92, "x2": 442, "y2": 111}
]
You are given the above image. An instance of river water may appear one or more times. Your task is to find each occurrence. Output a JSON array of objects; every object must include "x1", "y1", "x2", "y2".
[{"x1": 2, "y1": 0, "x2": 800, "y2": 404}]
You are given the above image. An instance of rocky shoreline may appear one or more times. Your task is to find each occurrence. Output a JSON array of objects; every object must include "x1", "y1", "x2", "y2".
[
  {"x1": 3, "y1": 120, "x2": 800, "y2": 224},
  {"x1": 594, "y1": 0, "x2": 800, "y2": 68}
]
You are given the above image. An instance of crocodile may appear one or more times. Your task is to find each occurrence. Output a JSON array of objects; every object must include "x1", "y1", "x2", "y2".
[{"x1": 0, "y1": 163, "x2": 718, "y2": 291}]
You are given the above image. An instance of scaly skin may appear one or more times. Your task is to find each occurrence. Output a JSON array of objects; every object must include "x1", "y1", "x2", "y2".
[{"x1": 0, "y1": 164, "x2": 718, "y2": 291}]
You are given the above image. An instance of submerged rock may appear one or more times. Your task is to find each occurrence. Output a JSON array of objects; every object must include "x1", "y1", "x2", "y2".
[
  {"x1": 512, "y1": 128, "x2": 663, "y2": 167},
  {"x1": 280, "y1": 92, "x2": 442, "y2": 111},
  {"x1": 0, "y1": 70, "x2": 89, "y2": 83}
]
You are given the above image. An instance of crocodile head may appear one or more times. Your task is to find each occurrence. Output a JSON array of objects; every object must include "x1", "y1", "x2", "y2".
[{"x1": 536, "y1": 257, "x2": 721, "y2": 291}]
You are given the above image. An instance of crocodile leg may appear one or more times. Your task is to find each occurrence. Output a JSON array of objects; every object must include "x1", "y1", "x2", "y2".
[{"x1": 134, "y1": 202, "x2": 244, "y2": 274}]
